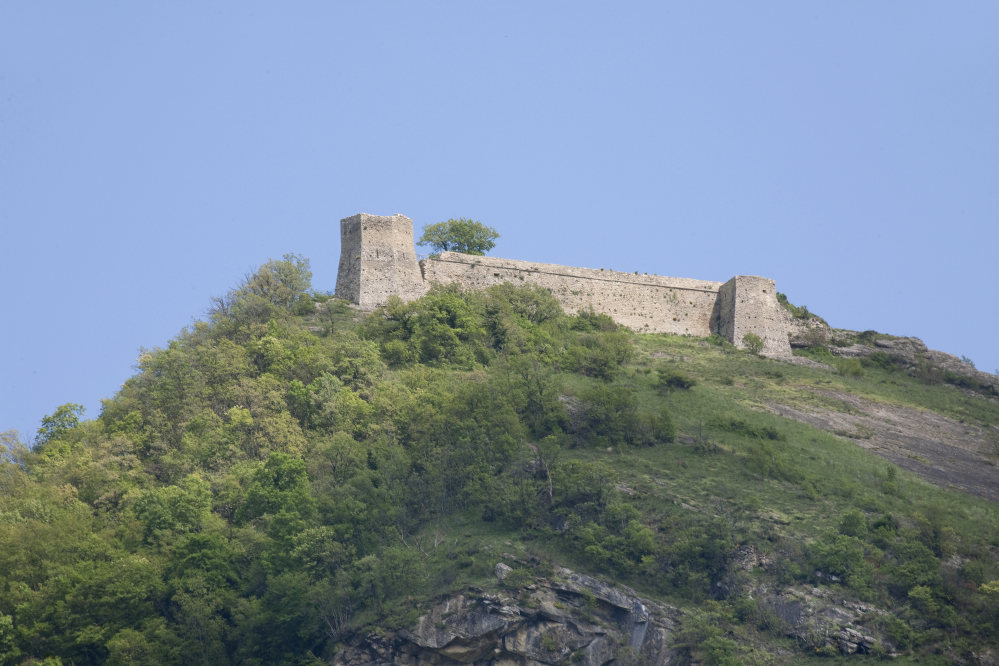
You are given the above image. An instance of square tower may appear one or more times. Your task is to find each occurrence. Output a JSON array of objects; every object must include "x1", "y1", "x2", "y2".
[
  {"x1": 336, "y1": 213, "x2": 427, "y2": 308},
  {"x1": 715, "y1": 275, "x2": 793, "y2": 358}
]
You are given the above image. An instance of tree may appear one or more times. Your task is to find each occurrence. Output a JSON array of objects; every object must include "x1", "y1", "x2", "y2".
[
  {"x1": 417, "y1": 218, "x2": 499, "y2": 256},
  {"x1": 238, "y1": 452, "x2": 316, "y2": 523},
  {"x1": 208, "y1": 253, "x2": 313, "y2": 319},
  {"x1": 36, "y1": 403, "x2": 85, "y2": 445},
  {"x1": 242, "y1": 253, "x2": 313, "y2": 307}
]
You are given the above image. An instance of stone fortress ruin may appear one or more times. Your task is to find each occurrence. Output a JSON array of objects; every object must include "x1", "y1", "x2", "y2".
[{"x1": 336, "y1": 213, "x2": 795, "y2": 358}]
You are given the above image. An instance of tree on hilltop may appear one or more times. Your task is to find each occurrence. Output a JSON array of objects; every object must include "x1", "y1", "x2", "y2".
[{"x1": 418, "y1": 218, "x2": 499, "y2": 256}]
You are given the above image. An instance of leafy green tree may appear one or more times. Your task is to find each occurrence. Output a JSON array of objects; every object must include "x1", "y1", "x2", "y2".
[
  {"x1": 105, "y1": 627, "x2": 163, "y2": 666},
  {"x1": 417, "y1": 218, "x2": 499, "y2": 255},
  {"x1": 0, "y1": 614, "x2": 21, "y2": 665},
  {"x1": 244, "y1": 253, "x2": 313, "y2": 307},
  {"x1": 134, "y1": 474, "x2": 213, "y2": 543},
  {"x1": 36, "y1": 403, "x2": 85, "y2": 445},
  {"x1": 208, "y1": 253, "x2": 312, "y2": 323},
  {"x1": 238, "y1": 452, "x2": 316, "y2": 523}
]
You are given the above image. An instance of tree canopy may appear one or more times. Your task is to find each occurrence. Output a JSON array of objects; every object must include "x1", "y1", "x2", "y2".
[
  {"x1": 417, "y1": 218, "x2": 499, "y2": 256},
  {"x1": 2, "y1": 254, "x2": 999, "y2": 665}
]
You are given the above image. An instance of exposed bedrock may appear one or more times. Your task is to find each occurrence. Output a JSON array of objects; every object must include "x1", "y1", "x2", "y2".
[{"x1": 333, "y1": 568, "x2": 679, "y2": 666}]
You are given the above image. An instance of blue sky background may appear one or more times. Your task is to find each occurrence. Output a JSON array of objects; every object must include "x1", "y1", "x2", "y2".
[{"x1": 2, "y1": 2, "x2": 997, "y2": 437}]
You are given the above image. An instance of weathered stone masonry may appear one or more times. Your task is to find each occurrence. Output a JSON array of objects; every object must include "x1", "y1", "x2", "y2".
[
  {"x1": 335, "y1": 213, "x2": 793, "y2": 357},
  {"x1": 337, "y1": 213, "x2": 427, "y2": 308}
]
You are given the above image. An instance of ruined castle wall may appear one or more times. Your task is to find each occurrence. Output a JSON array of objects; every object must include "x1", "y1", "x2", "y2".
[
  {"x1": 336, "y1": 213, "x2": 793, "y2": 357},
  {"x1": 336, "y1": 214, "x2": 427, "y2": 308},
  {"x1": 421, "y1": 253, "x2": 724, "y2": 336},
  {"x1": 716, "y1": 275, "x2": 793, "y2": 357}
]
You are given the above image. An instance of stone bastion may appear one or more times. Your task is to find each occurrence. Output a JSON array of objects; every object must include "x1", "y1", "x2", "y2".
[{"x1": 336, "y1": 213, "x2": 793, "y2": 358}]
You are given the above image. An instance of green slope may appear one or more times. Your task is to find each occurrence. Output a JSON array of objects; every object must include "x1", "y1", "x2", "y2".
[{"x1": 1, "y1": 257, "x2": 997, "y2": 666}]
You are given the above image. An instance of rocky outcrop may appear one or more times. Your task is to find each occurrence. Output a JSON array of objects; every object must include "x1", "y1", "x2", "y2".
[
  {"x1": 828, "y1": 344, "x2": 876, "y2": 359},
  {"x1": 785, "y1": 317, "x2": 832, "y2": 348},
  {"x1": 831, "y1": 627, "x2": 876, "y2": 656},
  {"x1": 782, "y1": 356, "x2": 834, "y2": 371},
  {"x1": 752, "y1": 586, "x2": 894, "y2": 657},
  {"x1": 922, "y1": 347, "x2": 998, "y2": 390},
  {"x1": 333, "y1": 567, "x2": 679, "y2": 666},
  {"x1": 333, "y1": 568, "x2": 900, "y2": 666},
  {"x1": 791, "y1": 329, "x2": 997, "y2": 395},
  {"x1": 857, "y1": 337, "x2": 997, "y2": 391},
  {"x1": 826, "y1": 336, "x2": 927, "y2": 363}
]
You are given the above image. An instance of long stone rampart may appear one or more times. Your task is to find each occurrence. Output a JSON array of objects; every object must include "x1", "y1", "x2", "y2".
[
  {"x1": 422, "y1": 253, "x2": 723, "y2": 337},
  {"x1": 334, "y1": 212, "x2": 793, "y2": 357}
]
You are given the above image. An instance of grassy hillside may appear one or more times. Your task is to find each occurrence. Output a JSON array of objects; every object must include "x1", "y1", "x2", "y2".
[{"x1": 1, "y1": 256, "x2": 997, "y2": 666}]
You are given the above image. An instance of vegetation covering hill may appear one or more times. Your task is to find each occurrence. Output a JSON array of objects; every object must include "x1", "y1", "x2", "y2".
[{"x1": 2, "y1": 255, "x2": 998, "y2": 666}]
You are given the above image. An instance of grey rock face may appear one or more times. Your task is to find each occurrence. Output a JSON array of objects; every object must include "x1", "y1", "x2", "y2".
[
  {"x1": 552, "y1": 568, "x2": 635, "y2": 611},
  {"x1": 333, "y1": 567, "x2": 679, "y2": 666},
  {"x1": 923, "y1": 348, "x2": 997, "y2": 389},
  {"x1": 782, "y1": 356, "x2": 834, "y2": 370},
  {"x1": 829, "y1": 344, "x2": 875, "y2": 359}
]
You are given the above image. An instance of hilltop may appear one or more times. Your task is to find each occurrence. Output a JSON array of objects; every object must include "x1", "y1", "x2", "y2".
[{"x1": 1, "y1": 256, "x2": 998, "y2": 666}]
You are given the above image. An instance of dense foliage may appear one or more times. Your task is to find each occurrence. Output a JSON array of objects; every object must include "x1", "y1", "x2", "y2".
[
  {"x1": 416, "y1": 218, "x2": 500, "y2": 256},
  {"x1": 2, "y1": 257, "x2": 998, "y2": 665}
]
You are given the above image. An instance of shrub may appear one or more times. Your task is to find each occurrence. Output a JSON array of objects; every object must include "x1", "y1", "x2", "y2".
[
  {"x1": 363, "y1": 287, "x2": 488, "y2": 368},
  {"x1": 741, "y1": 333, "x2": 764, "y2": 355},
  {"x1": 747, "y1": 440, "x2": 801, "y2": 482},
  {"x1": 836, "y1": 358, "x2": 865, "y2": 378},
  {"x1": 885, "y1": 617, "x2": 913, "y2": 649},
  {"x1": 656, "y1": 368, "x2": 696, "y2": 393},
  {"x1": 564, "y1": 330, "x2": 633, "y2": 380},
  {"x1": 573, "y1": 386, "x2": 674, "y2": 447},
  {"x1": 501, "y1": 568, "x2": 533, "y2": 589},
  {"x1": 943, "y1": 369, "x2": 999, "y2": 397},
  {"x1": 863, "y1": 350, "x2": 906, "y2": 371},
  {"x1": 575, "y1": 386, "x2": 637, "y2": 447},
  {"x1": 294, "y1": 295, "x2": 317, "y2": 316},
  {"x1": 777, "y1": 292, "x2": 816, "y2": 320},
  {"x1": 714, "y1": 416, "x2": 786, "y2": 442},
  {"x1": 838, "y1": 510, "x2": 868, "y2": 538},
  {"x1": 632, "y1": 410, "x2": 677, "y2": 446},
  {"x1": 811, "y1": 531, "x2": 868, "y2": 582}
]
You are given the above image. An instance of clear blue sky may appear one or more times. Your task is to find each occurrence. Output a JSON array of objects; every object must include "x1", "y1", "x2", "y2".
[{"x1": 2, "y1": 2, "x2": 997, "y2": 437}]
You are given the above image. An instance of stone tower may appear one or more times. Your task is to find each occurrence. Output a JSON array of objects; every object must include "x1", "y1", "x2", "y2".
[
  {"x1": 335, "y1": 213, "x2": 427, "y2": 308},
  {"x1": 714, "y1": 275, "x2": 793, "y2": 357}
]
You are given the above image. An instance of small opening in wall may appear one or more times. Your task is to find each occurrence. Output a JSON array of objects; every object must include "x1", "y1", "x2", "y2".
[{"x1": 494, "y1": 273, "x2": 500, "y2": 277}]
